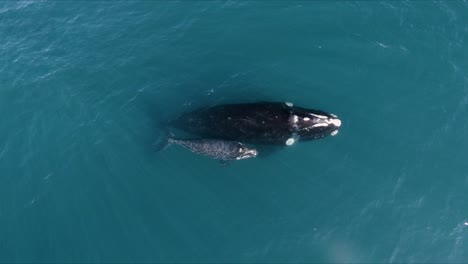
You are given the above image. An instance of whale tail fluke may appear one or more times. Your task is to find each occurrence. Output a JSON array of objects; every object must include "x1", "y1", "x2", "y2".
[{"x1": 154, "y1": 128, "x2": 176, "y2": 152}]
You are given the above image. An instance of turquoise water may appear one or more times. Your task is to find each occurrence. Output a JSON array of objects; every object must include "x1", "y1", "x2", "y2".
[{"x1": 1, "y1": 1, "x2": 468, "y2": 262}]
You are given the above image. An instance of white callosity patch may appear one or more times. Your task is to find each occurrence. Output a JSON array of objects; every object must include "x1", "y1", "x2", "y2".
[
  {"x1": 311, "y1": 115, "x2": 342, "y2": 128},
  {"x1": 285, "y1": 102, "x2": 293, "y2": 107},
  {"x1": 330, "y1": 118, "x2": 341, "y2": 127},
  {"x1": 293, "y1": 115, "x2": 299, "y2": 123},
  {"x1": 290, "y1": 115, "x2": 300, "y2": 130},
  {"x1": 309, "y1": 113, "x2": 328, "y2": 119},
  {"x1": 303, "y1": 117, "x2": 310, "y2": 121},
  {"x1": 285, "y1": 138, "x2": 295, "y2": 146},
  {"x1": 312, "y1": 123, "x2": 329, "y2": 128}
]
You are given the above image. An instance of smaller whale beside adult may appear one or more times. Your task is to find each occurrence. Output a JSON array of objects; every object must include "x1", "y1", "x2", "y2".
[
  {"x1": 165, "y1": 138, "x2": 258, "y2": 161},
  {"x1": 170, "y1": 101, "x2": 341, "y2": 146}
]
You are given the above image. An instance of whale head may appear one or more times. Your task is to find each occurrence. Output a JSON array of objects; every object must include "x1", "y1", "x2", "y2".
[
  {"x1": 236, "y1": 143, "x2": 258, "y2": 160},
  {"x1": 290, "y1": 107, "x2": 341, "y2": 141}
]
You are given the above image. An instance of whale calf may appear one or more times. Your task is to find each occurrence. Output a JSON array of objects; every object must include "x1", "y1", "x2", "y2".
[{"x1": 167, "y1": 138, "x2": 258, "y2": 161}]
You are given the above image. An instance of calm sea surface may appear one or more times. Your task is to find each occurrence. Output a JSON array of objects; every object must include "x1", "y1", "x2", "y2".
[{"x1": 1, "y1": 1, "x2": 467, "y2": 262}]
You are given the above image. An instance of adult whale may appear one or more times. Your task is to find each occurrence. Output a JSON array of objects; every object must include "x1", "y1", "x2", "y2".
[{"x1": 170, "y1": 102, "x2": 341, "y2": 146}]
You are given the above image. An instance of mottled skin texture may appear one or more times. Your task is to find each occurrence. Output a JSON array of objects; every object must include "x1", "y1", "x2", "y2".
[
  {"x1": 171, "y1": 102, "x2": 340, "y2": 145},
  {"x1": 168, "y1": 139, "x2": 256, "y2": 160}
]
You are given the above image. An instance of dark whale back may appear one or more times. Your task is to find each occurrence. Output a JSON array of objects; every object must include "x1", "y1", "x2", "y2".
[
  {"x1": 171, "y1": 102, "x2": 293, "y2": 144},
  {"x1": 170, "y1": 102, "x2": 341, "y2": 145}
]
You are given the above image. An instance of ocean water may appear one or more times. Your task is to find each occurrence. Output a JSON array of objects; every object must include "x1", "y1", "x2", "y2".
[{"x1": 1, "y1": 1, "x2": 468, "y2": 262}]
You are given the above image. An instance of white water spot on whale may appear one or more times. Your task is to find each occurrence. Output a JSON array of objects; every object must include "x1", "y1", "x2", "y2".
[
  {"x1": 303, "y1": 117, "x2": 310, "y2": 121},
  {"x1": 285, "y1": 138, "x2": 295, "y2": 146},
  {"x1": 285, "y1": 102, "x2": 293, "y2": 107},
  {"x1": 331, "y1": 130, "x2": 339, "y2": 136}
]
